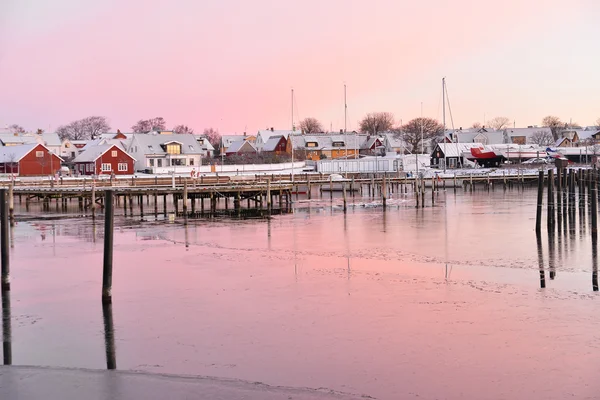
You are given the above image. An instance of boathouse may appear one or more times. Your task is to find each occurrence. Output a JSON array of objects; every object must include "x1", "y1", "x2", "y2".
[
  {"x1": 430, "y1": 143, "x2": 480, "y2": 169},
  {"x1": 73, "y1": 144, "x2": 135, "y2": 175},
  {"x1": 0, "y1": 143, "x2": 63, "y2": 176}
]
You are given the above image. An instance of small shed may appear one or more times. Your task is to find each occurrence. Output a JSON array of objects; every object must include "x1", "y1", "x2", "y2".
[
  {"x1": 0, "y1": 143, "x2": 63, "y2": 176},
  {"x1": 73, "y1": 144, "x2": 136, "y2": 175}
]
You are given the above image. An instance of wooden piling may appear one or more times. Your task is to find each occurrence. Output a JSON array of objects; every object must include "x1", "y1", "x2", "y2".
[
  {"x1": 2, "y1": 289, "x2": 12, "y2": 364},
  {"x1": 91, "y1": 181, "x2": 96, "y2": 219},
  {"x1": 535, "y1": 170, "x2": 544, "y2": 234},
  {"x1": 382, "y1": 175, "x2": 387, "y2": 210},
  {"x1": 102, "y1": 190, "x2": 114, "y2": 304},
  {"x1": 183, "y1": 180, "x2": 188, "y2": 215},
  {"x1": 8, "y1": 182, "x2": 14, "y2": 226},
  {"x1": 267, "y1": 179, "x2": 271, "y2": 210},
  {"x1": 547, "y1": 169, "x2": 554, "y2": 230},
  {"x1": 342, "y1": 182, "x2": 347, "y2": 213},
  {"x1": 0, "y1": 190, "x2": 10, "y2": 292},
  {"x1": 139, "y1": 195, "x2": 144, "y2": 219},
  {"x1": 592, "y1": 169, "x2": 597, "y2": 235},
  {"x1": 537, "y1": 232, "x2": 546, "y2": 289},
  {"x1": 102, "y1": 302, "x2": 116, "y2": 369},
  {"x1": 163, "y1": 194, "x2": 167, "y2": 216}
]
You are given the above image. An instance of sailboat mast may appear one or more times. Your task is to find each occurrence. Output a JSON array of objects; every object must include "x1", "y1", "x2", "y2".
[{"x1": 291, "y1": 88, "x2": 294, "y2": 183}]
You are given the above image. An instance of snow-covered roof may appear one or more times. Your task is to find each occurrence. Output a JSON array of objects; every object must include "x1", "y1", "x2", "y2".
[
  {"x1": 226, "y1": 140, "x2": 256, "y2": 154},
  {"x1": 288, "y1": 133, "x2": 366, "y2": 151},
  {"x1": 0, "y1": 143, "x2": 63, "y2": 163},
  {"x1": 262, "y1": 135, "x2": 285, "y2": 152},
  {"x1": 221, "y1": 135, "x2": 246, "y2": 148},
  {"x1": 193, "y1": 135, "x2": 215, "y2": 151},
  {"x1": 73, "y1": 144, "x2": 135, "y2": 163},
  {"x1": 0, "y1": 134, "x2": 37, "y2": 145},
  {"x1": 434, "y1": 143, "x2": 483, "y2": 158},
  {"x1": 131, "y1": 133, "x2": 202, "y2": 154}
]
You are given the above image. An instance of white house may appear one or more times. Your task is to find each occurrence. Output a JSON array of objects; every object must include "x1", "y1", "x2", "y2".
[
  {"x1": 126, "y1": 133, "x2": 204, "y2": 172},
  {"x1": 255, "y1": 129, "x2": 294, "y2": 151},
  {"x1": 192, "y1": 135, "x2": 215, "y2": 158}
]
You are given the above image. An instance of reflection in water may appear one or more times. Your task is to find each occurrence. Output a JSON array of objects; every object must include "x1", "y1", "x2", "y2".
[
  {"x1": 184, "y1": 222, "x2": 189, "y2": 250},
  {"x1": 548, "y1": 231, "x2": 556, "y2": 280},
  {"x1": 593, "y1": 229, "x2": 599, "y2": 291},
  {"x1": 102, "y1": 302, "x2": 116, "y2": 370},
  {"x1": 536, "y1": 233, "x2": 546, "y2": 289},
  {"x1": 2, "y1": 290, "x2": 11, "y2": 365}
]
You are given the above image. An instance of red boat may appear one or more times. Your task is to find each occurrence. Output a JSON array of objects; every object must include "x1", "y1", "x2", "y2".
[{"x1": 470, "y1": 147, "x2": 498, "y2": 159}]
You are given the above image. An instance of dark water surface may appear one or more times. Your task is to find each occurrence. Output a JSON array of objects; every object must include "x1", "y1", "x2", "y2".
[{"x1": 3, "y1": 188, "x2": 599, "y2": 399}]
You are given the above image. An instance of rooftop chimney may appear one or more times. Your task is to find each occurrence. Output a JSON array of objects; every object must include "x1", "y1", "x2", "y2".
[{"x1": 270, "y1": 127, "x2": 274, "y2": 132}]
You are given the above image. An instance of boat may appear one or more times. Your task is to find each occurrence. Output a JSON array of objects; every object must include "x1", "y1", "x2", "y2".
[{"x1": 470, "y1": 147, "x2": 498, "y2": 159}]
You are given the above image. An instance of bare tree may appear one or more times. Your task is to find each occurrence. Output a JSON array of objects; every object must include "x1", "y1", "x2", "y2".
[
  {"x1": 397, "y1": 117, "x2": 445, "y2": 153},
  {"x1": 173, "y1": 124, "x2": 195, "y2": 134},
  {"x1": 359, "y1": 112, "x2": 395, "y2": 135},
  {"x1": 56, "y1": 116, "x2": 110, "y2": 140},
  {"x1": 298, "y1": 117, "x2": 324, "y2": 133},
  {"x1": 203, "y1": 127, "x2": 221, "y2": 148},
  {"x1": 131, "y1": 117, "x2": 167, "y2": 133},
  {"x1": 542, "y1": 115, "x2": 563, "y2": 141},
  {"x1": 595, "y1": 117, "x2": 600, "y2": 129},
  {"x1": 471, "y1": 122, "x2": 482, "y2": 129},
  {"x1": 487, "y1": 116, "x2": 511, "y2": 130},
  {"x1": 7, "y1": 124, "x2": 25, "y2": 134},
  {"x1": 530, "y1": 130, "x2": 554, "y2": 146}
]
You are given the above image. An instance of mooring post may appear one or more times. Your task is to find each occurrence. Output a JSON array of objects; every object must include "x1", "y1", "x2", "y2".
[
  {"x1": 351, "y1": 177, "x2": 355, "y2": 198},
  {"x1": 547, "y1": 169, "x2": 554, "y2": 230},
  {"x1": 102, "y1": 190, "x2": 114, "y2": 304},
  {"x1": 91, "y1": 180, "x2": 97, "y2": 219},
  {"x1": 342, "y1": 182, "x2": 347, "y2": 213},
  {"x1": 307, "y1": 176, "x2": 311, "y2": 200},
  {"x1": 535, "y1": 170, "x2": 544, "y2": 234},
  {"x1": 139, "y1": 194, "x2": 144, "y2": 219},
  {"x1": 1, "y1": 189, "x2": 10, "y2": 292},
  {"x1": 329, "y1": 175, "x2": 333, "y2": 200},
  {"x1": 163, "y1": 194, "x2": 167, "y2": 216},
  {"x1": 470, "y1": 173, "x2": 473, "y2": 192},
  {"x1": 8, "y1": 182, "x2": 14, "y2": 226},
  {"x1": 102, "y1": 302, "x2": 116, "y2": 369},
  {"x1": 592, "y1": 169, "x2": 597, "y2": 235},
  {"x1": 266, "y1": 179, "x2": 271, "y2": 210},
  {"x1": 421, "y1": 177, "x2": 425, "y2": 208},
  {"x1": 382, "y1": 174, "x2": 387, "y2": 210},
  {"x1": 2, "y1": 289, "x2": 12, "y2": 364},
  {"x1": 183, "y1": 180, "x2": 188, "y2": 216}
]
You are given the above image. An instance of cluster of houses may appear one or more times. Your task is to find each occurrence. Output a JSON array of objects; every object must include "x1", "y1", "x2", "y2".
[{"x1": 0, "y1": 123, "x2": 599, "y2": 176}]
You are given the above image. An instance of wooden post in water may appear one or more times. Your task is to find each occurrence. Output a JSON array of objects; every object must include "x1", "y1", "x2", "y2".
[
  {"x1": 102, "y1": 302, "x2": 116, "y2": 369},
  {"x1": 421, "y1": 177, "x2": 425, "y2": 208},
  {"x1": 307, "y1": 176, "x2": 311, "y2": 200},
  {"x1": 329, "y1": 175, "x2": 333, "y2": 200},
  {"x1": 2, "y1": 289, "x2": 12, "y2": 364},
  {"x1": 8, "y1": 182, "x2": 14, "y2": 226},
  {"x1": 470, "y1": 173, "x2": 473, "y2": 192},
  {"x1": 139, "y1": 194, "x2": 144, "y2": 219},
  {"x1": 382, "y1": 175, "x2": 387, "y2": 210},
  {"x1": 163, "y1": 194, "x2": 167, "y2": 216},
  {"x1": 91, "y1": 181, "x2": 97, "y2": 219},
  {"x1": 0, "y1": 190, "x2": 10, "y2": 292},
  {"x1": 547, "y1": 169, "x2": 555, "y2": 231},
  {"x1": 351, "y1": 177, "x2": 355, "y2": 198},
  {"x1": 342, "y1": 182, "x2": 347, "y2": 213},
  {"x1": 415, "y1": 178, "x2": 420, "y2": 208},
  {"x1": 535, "y1": 170, "x2": 544, "y2": 235},
  {"x1": 592, "y1": 169, "x2": 597, "y2": 235},
  {"x1": 183, "y1": 180, "x2": 188, "y2": 216},
  {"x1": 102, "y1": 190, "x2": 114, "y2": 304},
  {"x1": 266, "y1": 179, "x2": 272, "y2": 210},
  {"x1": 154, "y1": 192, "x2": 158, "y2": 217}
]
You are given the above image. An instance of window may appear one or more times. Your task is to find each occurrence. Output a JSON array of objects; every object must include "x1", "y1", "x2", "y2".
[
  {"x1": 306, "y1": 142, "x2": 317, "y2": 148},
  {"x1": 111, "y1": 150, "x2": 117, "y2": 157},
  {"x1": 101, "y1": 163, "x2": 111, "y2": 172},
  {"x1": 86, "y1": 164, "x2": 92, "y2": 172},
  {"x1": 71, "y1": 152, "x2": 75, "y2": 158},
  {"x1": 149, "y1": 159, "x2": 155, "y2": 167},
  {"x1": 332, "y1": 141, "x2": 345, "y2": 147},
  {"x1": 189, "y1": 158, "x2": 194, "y2": 166},
  {"x1": 172, "y1": 158, "x2": 185, "y2": 166},
  {"x1": 118, "y1": 163, "x2": 128, "y2": 172},
  {"x1": 166, "y1": 143, "x2": 181, "y2": 154},
  {"x1": 157, "y1": 159, "x2": 162, "y2": 167},
  {"x1": 65, "y1": 143, "x2": 70, "y2": 148},
  {"x1": 36, "y1": 151, "x2": 44, "y2": 157}
]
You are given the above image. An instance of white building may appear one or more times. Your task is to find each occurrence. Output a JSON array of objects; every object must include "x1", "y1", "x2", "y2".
[{"x1": 126, "y1": 133, "x2": 204, "y2": 172}]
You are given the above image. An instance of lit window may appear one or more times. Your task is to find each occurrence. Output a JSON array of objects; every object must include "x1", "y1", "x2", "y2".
[
  {"x1": 36, "y1": 151, "x2": 44, "y2": 157},
  {"x1": 111, "y1": 150, "x2": 117, "y2": 157},
  {"x1": 166, "y1": 143, "x2": 181, "y2": 154},
  {"x1": 101, "y1": 163, "x2": 112, "y2": 172},
  {"x1": 118, "y1": 163, "x2": 128, "y2": 172}
]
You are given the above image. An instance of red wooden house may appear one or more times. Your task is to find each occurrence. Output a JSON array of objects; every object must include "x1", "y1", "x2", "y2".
[
  {"x1": 0, "y1": 143, "x2": 63, "y2": 176},
  {"x1": 72, "y1": 144, "x2": 135, "y2": 175}
]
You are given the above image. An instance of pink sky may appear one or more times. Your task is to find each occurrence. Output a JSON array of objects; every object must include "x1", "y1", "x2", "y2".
[{"x1": 1, "y1": 0, "x2": 599, "y2": 134}]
